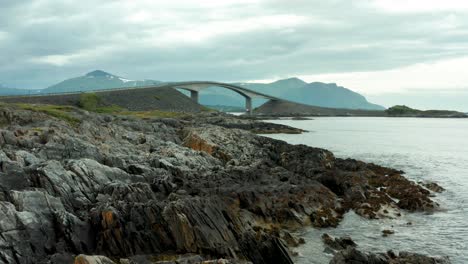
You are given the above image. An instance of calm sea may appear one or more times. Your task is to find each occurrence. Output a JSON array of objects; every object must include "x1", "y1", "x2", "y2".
[{"x1": 265, "y1": 117, "x2": 468, "y2": 264}]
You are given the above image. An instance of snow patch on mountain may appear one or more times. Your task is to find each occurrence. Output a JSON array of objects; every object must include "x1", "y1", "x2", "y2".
[{"x1": 119, "y1": 77, "x2": 134, "y2": 83}]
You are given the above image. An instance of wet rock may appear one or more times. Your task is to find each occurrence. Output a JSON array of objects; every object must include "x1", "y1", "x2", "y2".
[
  {"x1": 419, "y1": 181, "x2": 446, "y2": 193},
  {"x1": 322, "y1": 234, "x2": 357, "y2": 251},
  {"x1": 382, "y1": 229, "x2": 395, "y2": 237},
  {"x1": 394, "y1": 252, "x2": 450, "y2": 263},
  {"x1": 330, "y1": 244, "x2": 451, "y2": 264},
  {"x1": 330, "y1": 247, "x2": 388, "y2": 264}
]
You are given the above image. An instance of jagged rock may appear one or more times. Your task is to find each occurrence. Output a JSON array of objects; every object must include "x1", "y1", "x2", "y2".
[
  {"x1": 419, "y1": 181, "x2": 446, "y2": 193},
  {"x1": 0, "y1": 104, "x2": 442, "y2": 263},
  {"x1": 330, "y1": 247, "x2": 388, "y2": 264},
  {"x1": 394, "y1": 252, "x2": 450, "y2": 263},
  {"x1": 329, "y1": 244, "x2": 451, "y2": 264},
  {"x1": 322, "y1": 234, "x2": 357, "y2": 251}
]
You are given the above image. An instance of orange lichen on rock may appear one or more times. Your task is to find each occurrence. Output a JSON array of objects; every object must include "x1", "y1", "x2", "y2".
[{"x1": 183, "y1": 132, "x2": 216, "y2": 154}]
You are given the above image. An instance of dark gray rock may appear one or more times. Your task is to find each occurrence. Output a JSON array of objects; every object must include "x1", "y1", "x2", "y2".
[
  {"x1": 0, "y1": 104, "x2": 443, "y2": 264},
  {"x1": 329, "y1": 246, "x2": 450, "y2": 264}
]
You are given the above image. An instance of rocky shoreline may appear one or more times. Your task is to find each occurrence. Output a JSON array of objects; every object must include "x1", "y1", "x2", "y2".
[{"x1": 0, "y1": 104, "x2": 448, "y2": 263}]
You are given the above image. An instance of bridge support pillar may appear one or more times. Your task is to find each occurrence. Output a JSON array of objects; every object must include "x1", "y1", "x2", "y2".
[
  {"x1": 190, "y1": 91, "x2": 199, "y2": 103},
  {"x1": 245, "y1": 97, "x2": 253, "y2": 115}
]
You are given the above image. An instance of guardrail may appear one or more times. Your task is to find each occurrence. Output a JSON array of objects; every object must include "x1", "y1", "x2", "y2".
[{"x1": 0, "y1": 83, "x2": 169, "y2": 99}]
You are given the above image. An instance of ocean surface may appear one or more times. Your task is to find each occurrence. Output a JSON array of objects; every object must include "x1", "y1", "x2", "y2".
[{"x1": 265, "y1": 117, "x2": 468, "y2": 264}]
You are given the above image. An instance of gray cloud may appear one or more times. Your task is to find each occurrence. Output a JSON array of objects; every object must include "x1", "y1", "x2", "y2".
[{"x1": 1, "y1": 0, "x2": 468, "y2": 90}]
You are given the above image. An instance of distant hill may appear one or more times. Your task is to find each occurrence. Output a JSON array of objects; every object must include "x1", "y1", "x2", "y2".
[
  {"x1": 191, "y1": 78, "x2": 385, "y2": 110},
  {"x1": 0, "y1": 84, "x2": 40, "y2": 96},
  {"x1": 42, "y1": 70, "x2": 162, "y2": 93}
]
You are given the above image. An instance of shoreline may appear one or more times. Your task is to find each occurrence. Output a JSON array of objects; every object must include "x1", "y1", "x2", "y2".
[
  {"x1": 245, "y1": 114, "x2": 468, "y2": 119},
  {"x1": 0, "y1": 104, "x2": 450, "y2": 263}
]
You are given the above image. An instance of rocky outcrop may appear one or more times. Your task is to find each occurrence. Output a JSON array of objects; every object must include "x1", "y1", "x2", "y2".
[
  {"x1": 330, "y1": 247, "x2": 450, "y2": 264},
  {"x1": 322, "y1": 234, "x2": 356, "y2": 251},
  {"x1": 187, "y1": 112, "x2": 305, "y2": 134},
  {"x1": 324, "y1": 235, "x2": 450, "y2": 264},
  {"x1": 0, "y1": 104, "x2": 441, "y2": 263}
]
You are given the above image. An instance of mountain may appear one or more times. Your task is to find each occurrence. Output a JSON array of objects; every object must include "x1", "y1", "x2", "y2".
[
  {"x1": 241, "y1": 78, "x2": 385, "y2": 110},
  {"x1": 42, "y1": 70, "x2": 162, "y2": 93},
  {"x1": 191, "y1": 78, "x2": 385, "y2": 110},
  {"x1": 3, "y1": 73, "x2": 385, "y2": 111},
  {"x1": 0, "y1": 84, "x2": 41, "y2": 96}
]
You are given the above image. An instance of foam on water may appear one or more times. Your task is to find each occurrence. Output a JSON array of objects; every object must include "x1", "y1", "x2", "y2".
[{"x1": 265, "y1": 117, "x2": 468, "y2": 264}]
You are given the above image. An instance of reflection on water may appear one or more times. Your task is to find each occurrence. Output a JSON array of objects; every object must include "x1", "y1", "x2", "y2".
[{"x1": 265, "y1": 117, "x2": 468, "y2": 264}]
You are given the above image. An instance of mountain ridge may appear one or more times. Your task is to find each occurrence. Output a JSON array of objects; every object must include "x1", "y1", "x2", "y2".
[
  {"x1": 236, "y1": 78, "x2": 385, "y2": 110},
  {"x1": 43, "y1": 70, "x2": 162, "y2": 93},
  {"x1": 1, "y1": 71, "x2": 385, "y2": 110}
]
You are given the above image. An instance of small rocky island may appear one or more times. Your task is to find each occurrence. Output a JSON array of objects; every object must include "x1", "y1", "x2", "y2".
[
  {"x1": 254, "y1": 100, "x2": 467, "y2": 118},
  {"x1": 0, "y1": 103, "x2": 449, "y2": 263},
  {"x1": 385, "y1": 105, "x2": 467, "y2": 118}
]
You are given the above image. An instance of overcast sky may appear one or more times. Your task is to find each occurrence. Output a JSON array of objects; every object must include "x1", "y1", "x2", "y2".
[{"x1": 1, "y1": 0, "x2": 468, "y2": 110}]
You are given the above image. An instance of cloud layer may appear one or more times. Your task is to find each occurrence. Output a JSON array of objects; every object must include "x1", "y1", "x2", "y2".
[{"x1": 1, "y1": 0, "x2": 468, "y2": 110}]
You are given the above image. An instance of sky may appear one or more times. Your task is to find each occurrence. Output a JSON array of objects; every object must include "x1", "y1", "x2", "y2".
[{"x1": 1, "y1": 0, "x2": 468, "y2": 111}]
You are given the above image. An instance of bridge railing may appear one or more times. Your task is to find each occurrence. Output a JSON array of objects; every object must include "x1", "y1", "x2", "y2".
[{"x1": 0, "y1": 83, "x2": 169, "y2": 99}]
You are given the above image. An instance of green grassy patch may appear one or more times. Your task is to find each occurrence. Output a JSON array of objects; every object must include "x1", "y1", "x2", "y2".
[
  {"x1": 200, "y1": 106, "x2": 216, "y2": 112},
  {"x1": 78, "y1": 93, "x2": 100, "y2": 111},
  {"x1": 78, "y1": 93, "x2": 125, "y2": 114},
  {"x1": 118, "y1": 110, "x2": 189, "y2": 119},
  {"x1": 15, "y1": 103, "x2": 81, "y2": 125},
  {"x1": 75, "y1": 95, "x2": 184, "y2": 118},
  {"x1": 94, "y1": 105, "x2": 125, "y2": 114}
]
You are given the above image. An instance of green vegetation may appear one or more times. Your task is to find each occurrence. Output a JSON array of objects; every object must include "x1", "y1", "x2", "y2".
[
  {"x1": 76, "y1": 93, "x2": 186, "y2": 118},
  {"x1": 78, "y1": 93, "x2": 124, "y2": 113},
  {"x1": 200, "y1": 106, "x2": 216, "y2": 112},
  {"x1": 1, "y1": 93, "x2": 191, "y2": 127},
  {"x1": 386, "y1": 105, "x2": 421, "y2": 116},
  {"x1": 15, "y1": 103, "x2": 81, "y2": 125},
  {"x1": 118, "y1": 110, "x2": 189, "y2": 119},
  {"x1": 204, "y1": 105, "x2": 244, "y2": 112},
  {"x1": 78, "y1": 93, "x2": 100, "y2": 111},
  {"x1": 386, "y1": 105, "x2": 466, "y2": 117}
]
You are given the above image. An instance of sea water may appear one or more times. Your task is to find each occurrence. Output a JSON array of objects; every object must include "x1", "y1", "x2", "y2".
[{"x1": 265, "y1": 117, "x2": 468, "y2": 263}]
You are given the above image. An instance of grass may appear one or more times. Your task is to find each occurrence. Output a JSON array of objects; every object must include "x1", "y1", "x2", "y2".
[
  {"x1": 200, "y1": 106, "x2": 216, "y2": 112},
  {"x1": 1, "y1": 92, "x2": 191, "y2": 127},
  {"x1": 117, "y1": 110, "x2": 188, "y2": 119},
  {"x1": 15, "y1": 103, "x2": 81, "y2": 125},
  {"x1": 76, "y1": 93, "x2": 187, "y2": 118},
  {"x1": 78, "y1": 93, "x2": 100, "y2": 111},
  {"x1": 78, "y1": 92, "x2": 127, "y2": 114}
]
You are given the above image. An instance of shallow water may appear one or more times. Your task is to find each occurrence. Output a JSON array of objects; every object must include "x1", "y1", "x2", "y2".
[{"x1": 265, "y1": 117, "x2": 468, "y2": 264}]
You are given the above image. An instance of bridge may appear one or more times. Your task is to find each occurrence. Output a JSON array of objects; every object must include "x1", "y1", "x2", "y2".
[
  {"x1": 167, "y1": 81, "x2": 280, "y2": 114},
  {"x1": 0, "y1": 81, "x2": 281, "y2": 115}
]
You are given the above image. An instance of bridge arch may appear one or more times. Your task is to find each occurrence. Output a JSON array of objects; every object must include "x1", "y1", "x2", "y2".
[{"x1": 168, "y1": 81, "x2": 279, "y2": 114}]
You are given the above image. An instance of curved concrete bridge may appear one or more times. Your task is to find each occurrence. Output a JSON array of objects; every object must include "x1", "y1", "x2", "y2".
[
  {"x1": 167, "y1": 81, "x2": 280, "y2": 114},
  {"x1": 0, "y1": 81, "x2": 281, "y2": 114}
]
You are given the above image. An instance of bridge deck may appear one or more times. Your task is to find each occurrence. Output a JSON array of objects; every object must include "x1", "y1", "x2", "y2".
[{"x1": 0, "y1": 81, "x2": 281, "y2": 101}]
